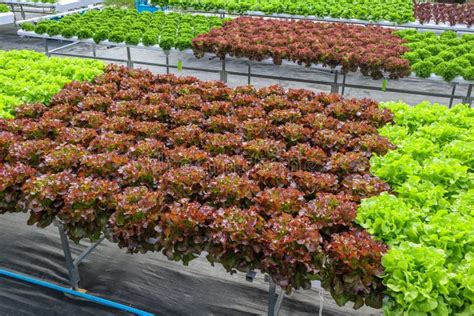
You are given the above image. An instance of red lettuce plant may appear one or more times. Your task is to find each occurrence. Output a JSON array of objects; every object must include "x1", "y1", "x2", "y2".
[
  {"x1": 43, "y1": 144, "x2": 87, "y2": 171},
  {"x1": 160, "y1": 201, "x2": 214, "y2": 265},
  {"x1": 249, "y1": 162, "x2": 291, "y2": 188},
  {"x1": 108, "y1": 186, "x2": 164, "y2": 253},
  {"x1": 13, "y1": 103, "x2": 48, "y2": 119},
  {"x1": 204, "y1": 133, "x2": 242, "y2": 155},
  {"x1": 301, "y1": 193, "x2": 358, "y2": 228},
  {"x1": 0, "y1": 162, "x2": 36, "y2": 213},
  {"x1": 207, "y1": 206, "x2": 264, "y2": 273},
  {"x1": 59, "y1": 177, "x2": 119, "y2": 242},
  {"x1": 261, "y1": 213, "x2": 323, "y2": 289},
  {"x1": 323, "y1": 229, "x2": 387, "y2": 309},
  {"x1": 254, "y1": 188, "x2": 306, "y2": 215},
  {"x1": 21, "y1": 171, "x2": 76, "y2": 227},
  {"x1": 161, "y1": 166, "x2": 208, "y2": 199},
  {"x1": 166, "y1": 146, "x2": 209, "y2": 166},
  {"x1": 207, "y1": 173, "x2": 259, "y2": 207},
  {"x1": 0, "y1": 132, "x2": 18, "y2": 161},
  {"x1": 414, "y1": 2, "x2": 474, "y2": 27},
  {"x1": 205, "y1": 154, "x2": 250, "y2": 176},
  {"x1": 168, "y1": 124, "x2": 204, "y2": 146},
  {"x1": 292, "y1": 171, "x2": 339, "y2": 195}
]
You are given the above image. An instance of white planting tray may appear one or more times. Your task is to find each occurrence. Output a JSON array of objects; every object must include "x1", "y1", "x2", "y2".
[{"x1": 0, "y1": 12, "x2": 14, "y2": 25}]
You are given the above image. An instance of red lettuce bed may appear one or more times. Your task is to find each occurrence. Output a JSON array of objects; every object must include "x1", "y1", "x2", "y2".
[
  {"x1": 0, "y1": 65, "x2": 395, "y2": 309},
  {"x1": 192, "y1": 17, "x2": 411, "y2": 80}
]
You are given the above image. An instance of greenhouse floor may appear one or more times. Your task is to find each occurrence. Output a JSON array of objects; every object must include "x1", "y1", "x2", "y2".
[{"x1": 0, "y1": 212, "x2": 382, "y2": 316}]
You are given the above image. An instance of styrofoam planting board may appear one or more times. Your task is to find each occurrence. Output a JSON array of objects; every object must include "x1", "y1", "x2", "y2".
[
  {"x1": 0, "y1": 12, "x2": 14, "y2": 25},
  {"x1": 0, "y1": 0, "x2": 56, "y2": 7},
  {"x1": 0, "y1": 0, "x2": 103, "y2": 11},
  {"x1": 17, "y1": 30, "x2": 194, "y2": 54},
  {"x1": 55, "y1": 0, "x2": 102, "y2": 12}
]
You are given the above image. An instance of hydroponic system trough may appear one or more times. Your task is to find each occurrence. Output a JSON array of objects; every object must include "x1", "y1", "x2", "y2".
[{"x1": 0, "y1": 1, "x2": 473, "y2": 316}]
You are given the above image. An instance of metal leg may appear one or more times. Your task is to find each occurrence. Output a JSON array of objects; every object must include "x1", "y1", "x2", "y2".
[
  {"x1": 274, "y1": 290, "x2": 285, "y2": 316},
  {"x1": 126, "y1": 46, "x2": 133, "y2": 68},
  {"x1": 44, "y1": 38, "x2": 50, "y2": 57},
  {"x1": 48, "y1": 42, "x2": 81, "y2": 55},
  {"x1": 331, "y1": 70, "x2": 339, "y2": 94},
  {"x1": 267, "y1": 277, "x2": 285, "y2": 316},
  {"x1": 20, "y1": 4, "x2": 26, "y2": 20},
  {"x1": 449, "y1": 83, "x2": 457, "y2": 108},
  {"x1": 268, "y1": 278, "x2": 277, "y2": 316},
  {"x1": 318, "y1": 288, "x2": 324, "y2": 316},
  {"x1": 247, "y1": 62, "x2": 252, "y2": 85},
  {"x1": 165, "y1": 51, "x2": 170, "y2": 74},
  {"x1": 464, "y1": 84, "x2": 472, "y2": 107},
  {"x1": 73, "y1": 235, "x2": 105, "y2": 268},
  {"x1": 9, "y1": 4, "x2": 16, "y2": 24},
  {"x1": 341, "y1": 72, "x2": 347, "y2": 95},
  {"x1": 220, "y1": 58, "x2": 227, "y2": 83},
  {"x1": 55, "y1": 220, "x2": 105, "y2": 290},
  {"x1": 57, "y1": 222, "x2": 80, "y2": 290}
]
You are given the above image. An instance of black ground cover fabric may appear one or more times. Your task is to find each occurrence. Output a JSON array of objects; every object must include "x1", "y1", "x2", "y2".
[{"x1": 0, "y1": 213, "x2": 380, "y2": 316}]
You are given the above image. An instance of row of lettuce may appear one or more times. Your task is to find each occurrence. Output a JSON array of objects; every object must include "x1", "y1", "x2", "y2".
[
  {"x1": 19, "y1": 9, "x2": 474, "y2": 82},
  {"x1": 152, "y1": 0, "x2": 473, "y2": 26},
  {"x1": 20, "y1": 10, "x2": 227, "y2": 49},
  {"x1": 8, "y1": 0, "x2": 472, "y2": 25},
  {"x1": 396, "y1": 29, "x2": 474, "y2": 82},
  {"x1": 358, "y1": 102, "x2": 474, "y2": 315},
  {"x1": 0, "y1": 4, "x2": 10, "y2": 13},
  {"x1": 0, "y1": 50, "x2": 473, "y2": 314}
]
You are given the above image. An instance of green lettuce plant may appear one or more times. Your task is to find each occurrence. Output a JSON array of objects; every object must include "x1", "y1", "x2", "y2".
[
  {"x1": 0, "y1": 50, "x2": 104, "y2": 118},
  {"x1": 22, "y1": 8, "x2": 225, "y2": 50},
  {"x1": 357, "y1": 101, "x2": 474, "y2": 315},
  {"x1": 0, "y1": 4, "x2": 10, "y2": 13},
  {"x1": 151, "y1": 0, "x2": 415, "y2": 23},
  {"x1": 397, "y1": 30, "x2": 474, "y2": 81}
]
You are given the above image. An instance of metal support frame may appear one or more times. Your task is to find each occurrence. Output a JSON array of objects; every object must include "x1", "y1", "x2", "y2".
[
  {"x1": 165, "y1": 50, "x2": 170, "y2": 74},
  {"x1": 57, "y1": 224, "x2": 286, "y2": 316},
  {"x1": 341, "y1": 73, "x2": 347, "y2": 95},
  {"x1": 8, "y1": 3, "x2": 18, "y2": 22},
  {"x1": 220, "y1": 58, "x2": 227, "y2": 83},
  {"x1": 464, "y1": 84, "x2": 473, "y2": 106},
  {"x1": 7, "y1": 2, "x2": 55, "y2": 23},
  {"x1": 245, "y1": 271, "x2": 285, "y2": 316},
  {"x1": 28, "y1": 36, "x2": 474, "y2": 106},
  {"x1": 331, "y1": 70, "x2": 339, "y2": 94},
  {"x1": 55, "y1": 219, "x2": 105, "y2": 290},
  {"x1": 126, "y1": 46, "x2": 133, "y2": 68},
  {"x1": 449, "y1": 83, "x2": 457, "y2": 108},
  {"x1": 267, "y1": 276, "x2": 285, "y2": 316},
  {"x1": 247, "y1": 62, "x2": 252, "y2": 85},
  {"x1": 43, "y1": 38, "x2": 49, "y2": 57}
]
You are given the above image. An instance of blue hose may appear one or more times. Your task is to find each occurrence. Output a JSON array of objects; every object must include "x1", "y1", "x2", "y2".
[{"x1": 0, "y1": 268, "x2": 154, "y2": 316}]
